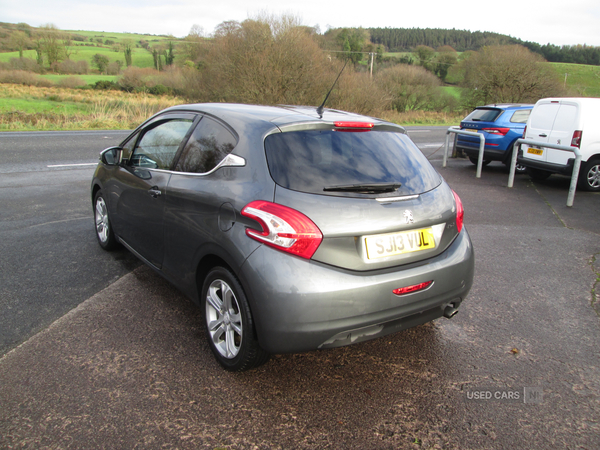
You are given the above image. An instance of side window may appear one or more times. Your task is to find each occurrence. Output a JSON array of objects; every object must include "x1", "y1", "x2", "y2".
[
  {"x1": 175, "y1": 117, "x2": 237, "y2": 173},
  {"x1": 510, "y1": 109, "x2": 531, "y2": 124},
  {"x1": 121, "y1": 132, "x2": 139, "y2": 162},
  {"x1": 130, "y1": 119, "x2": 194, "y2": 170}
]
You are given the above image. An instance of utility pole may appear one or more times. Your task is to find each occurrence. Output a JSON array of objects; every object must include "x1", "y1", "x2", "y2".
[{"x1": 369, "y1": 52, "x2": 374, "y2": 78}]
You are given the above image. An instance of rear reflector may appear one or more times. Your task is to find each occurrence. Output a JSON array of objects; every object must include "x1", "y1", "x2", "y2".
[{"x1": 393, "y1": 280, "x2": 433, "y2": 296}]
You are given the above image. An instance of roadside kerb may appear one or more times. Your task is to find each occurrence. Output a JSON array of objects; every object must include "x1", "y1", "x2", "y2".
[
  {"x1": 443, "y1": 127, "x2": 486, "y2": 178},
  {"x1": 508, "y1": 138, "x2": 582, "y2": 207}
]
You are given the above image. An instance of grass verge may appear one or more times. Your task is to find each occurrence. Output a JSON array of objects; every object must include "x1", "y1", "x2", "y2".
[
  {"x1": 0, "y1": 84, "x2": 184, "y2": 131},
  {"x1": 0, "y1": 83, "x2": 463, "y2": 131}
]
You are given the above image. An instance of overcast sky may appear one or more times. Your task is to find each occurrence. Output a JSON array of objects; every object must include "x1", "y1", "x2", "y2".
[{"x1": 3, "y1": 0, "x2": 600, "y2": 47}]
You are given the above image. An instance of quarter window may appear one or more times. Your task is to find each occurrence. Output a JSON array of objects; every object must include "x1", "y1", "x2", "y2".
[
  {"x1": 510, "y1": 109, "x2": 531, "y2": 124},
  {"x1": 130, "y1": 119, "x2": 194, "y2": 170},
  {"x1": 175, "y1": 117, "x2": 237, "y2": 173}
]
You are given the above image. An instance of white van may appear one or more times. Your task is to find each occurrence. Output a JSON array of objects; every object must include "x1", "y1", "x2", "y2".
[{"x1": 518, "y1": 97, "x2": 600, "y2": 191}]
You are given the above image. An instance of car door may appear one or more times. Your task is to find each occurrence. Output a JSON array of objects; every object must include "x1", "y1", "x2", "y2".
[
  {"x1": 162, "y1": 115, "x2": 247, "y2": 286},
  {"x1": 523, "y1": 101, "x2": 559, "y2": 163},
  {"x1": 110, "y1": 113, "x2": 196, "y2": 268},
  {"x1": 546, "y1": 102, "x2": 579, "y2": 165}
]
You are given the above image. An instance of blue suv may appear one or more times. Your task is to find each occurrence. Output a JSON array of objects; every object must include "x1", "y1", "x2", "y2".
[{"x1": 455, "y1": 104, "x2": 533, "y2": 172}]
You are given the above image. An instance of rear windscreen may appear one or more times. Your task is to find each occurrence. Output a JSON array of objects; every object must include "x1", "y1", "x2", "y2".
[
  {"x1": 464, "y1": 108, "x2": 502, "y2": 122},
  {"x1": 264, "y1": 129, "x2": 441, "y2": 197}
]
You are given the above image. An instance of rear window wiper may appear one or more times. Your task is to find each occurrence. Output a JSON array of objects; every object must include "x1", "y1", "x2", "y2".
[{"x1": 323, "y1": 183, "x2": 401, "y2": 194}]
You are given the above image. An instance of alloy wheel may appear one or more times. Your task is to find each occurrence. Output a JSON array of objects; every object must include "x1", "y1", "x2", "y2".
[{"x1": 205, "y1": 279, "x2": 243, "y2": 359}]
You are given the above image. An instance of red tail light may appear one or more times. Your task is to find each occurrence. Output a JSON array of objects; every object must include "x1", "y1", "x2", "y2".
[
  {"x1": 522, "y1": 126, "x2": 527, "y2": 138},
  {"x1": 334, "y1": 121, "x2": 374, "y2": 132},
  {"x1": 242, "y1": 201, "x2": 323, "y2": 259},
  {"x1": 452, "y1": 190, "x2": 464, "y2": 233},
  {"x1": 482, "y1": 127, "x2": 510, "y2": 136},
  {"x1": 393, "y1": 280, "x2": 433, "y2": 296},
  {"x1": 571, "y1": 130, "x2": 583, "y2": 148}
]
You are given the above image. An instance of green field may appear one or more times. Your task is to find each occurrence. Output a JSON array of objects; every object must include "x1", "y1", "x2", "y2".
[
  {"x1": 0, "y1": 27, "x2": 178, "y2": 70},
  {"x1": 0, "y1": 96, "x2": 90, "y2": 115},
  {"x1": 440, "y1": 86, "x2": 462, "y2": 99},
  {"x1": 549, "y1": 62, "x2": 600, "y2": 97},
  {"x1": 0, "y1": 46, "x2": 155, "y2": 69},
  {"x1": 66, "y1": 29, "x2": 175, "y2": 43}
]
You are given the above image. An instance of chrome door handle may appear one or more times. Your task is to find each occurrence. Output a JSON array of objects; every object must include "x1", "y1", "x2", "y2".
[{"x1": 148, "y1": 188, "x2": 162, "y2": 198}]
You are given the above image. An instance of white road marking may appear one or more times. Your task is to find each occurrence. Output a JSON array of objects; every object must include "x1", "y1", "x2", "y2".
[{"x1": 47, "y1": 163, "x2": 97, "y2": 168}]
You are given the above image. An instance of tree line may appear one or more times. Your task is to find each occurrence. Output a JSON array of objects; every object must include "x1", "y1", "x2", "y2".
[
  {"x1": 367, "y1": 27, "x2": 600, "y2": 66},
  {"x1": 368, "y1": 27, "x2": 518, "y2": 52}
]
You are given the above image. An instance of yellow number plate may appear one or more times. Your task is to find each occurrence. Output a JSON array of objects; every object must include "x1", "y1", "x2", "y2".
[
  {"x1": 365, "y1": 228, "x2": 436, "y2": 260},
  {"x1": 527, "y1": 148, "x2": 543, "y2": 156}
]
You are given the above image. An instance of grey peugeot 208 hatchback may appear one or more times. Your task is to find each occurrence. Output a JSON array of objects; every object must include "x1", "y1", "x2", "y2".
[{"x1": 91, "y1": 103, "x2": 475, "y2": 371}]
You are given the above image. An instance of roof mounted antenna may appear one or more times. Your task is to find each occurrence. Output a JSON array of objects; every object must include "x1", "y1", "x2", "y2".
[{"x1": 317, "y1": 59, "x2": 348, "y2": 118}]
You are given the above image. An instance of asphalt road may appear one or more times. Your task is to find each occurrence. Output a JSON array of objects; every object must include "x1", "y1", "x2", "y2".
[
  {"x1": 0, "y1": 130, "x2": 141, "y2": 355},
  {"x1": 1, "y1": 127, "x2": 599, "y2": 449}
]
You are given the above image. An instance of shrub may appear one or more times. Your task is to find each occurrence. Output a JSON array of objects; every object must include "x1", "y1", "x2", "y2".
[
  {"x1": 149, "y1": 84, "x2": 170, "y2": 95},
  {"x1": 328, "y1": 72, "x2": 390, "y2": 116},
  {"x1": 54, "y1": 59, "x2": 89, "y2": 75},
  {"x1": 9, "y1": 57, "x2": 44, "y2": 73},
  {"x1": 58, "y1": 76, "x2": 86, "y2": 88},
  {"x1": 196, "y1": 15, "x2": 332, "y2": 106},
  {"x1": 0, "y1": 70, "x2": 53, "y2": 87},
  {"x1": 93, "y1": 80, "x2": 119, "y2": 90},
  {"x1": 107, "y1": 61, "x2": 122, "y2": 75},
  {"x1": 118, "y1": 66, "x2": 188, "y2": 96},
  {"x1": 376, "y1": 64, "x2": 453, "y2": 112},
  {"x1": 118, "y1": 67, "x2": 157, "y2": 92},
  {"x1": 459, "y1": 45, "x2": 565, "y2": 104}
]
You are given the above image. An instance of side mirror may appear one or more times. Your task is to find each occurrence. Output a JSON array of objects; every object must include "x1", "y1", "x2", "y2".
[{"x1": 100, "y1": 146, "x2": 123, "y2": 166}]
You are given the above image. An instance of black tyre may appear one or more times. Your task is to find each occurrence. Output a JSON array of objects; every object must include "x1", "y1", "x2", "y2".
[
  {"x1": 201, "y1": 267, "x2": 270, "y2": 371},
  {"x1": 527, "y1": 167, "x2": 552, "y2": 181},
  {"x1": 578, "y1": 158, "x2": 600, "y2": 192},
  {"x1": 503, "y1": 148, "x2": 527, "y2": 174},
  {"x1": 468, "y1": 156, "x2": 491, "y2": 166},
  {"x1": 94, "y1": 190, "x2": 119, "y2": 251}
]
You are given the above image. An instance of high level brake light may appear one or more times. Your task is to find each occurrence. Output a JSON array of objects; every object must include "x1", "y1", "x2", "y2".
[
  {"x1": 334, "y1": 121, "x2": 374, "y2": 132},
  {"x1": 242, "y1": 201, "x2": 323, "y2": 259}
]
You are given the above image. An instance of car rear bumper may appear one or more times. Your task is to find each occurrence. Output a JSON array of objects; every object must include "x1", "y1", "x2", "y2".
[
  {"x1": 458, "y1": 145, "x2": 507, "y2": 161},
  {"x1": 240, "y1": 228, "x2": 475, "y2": 354},
  {"x1": 518, "y1": 150, "x2": 575, "y2": 175}
]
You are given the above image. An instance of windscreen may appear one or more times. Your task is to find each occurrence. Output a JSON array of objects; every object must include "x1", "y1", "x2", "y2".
[
  {"x1": 264, "y1": 129, "x2": 441, "y2": 197},
  {"x1": 464, "y1": 108, "x2": 502, "y2": 122}
]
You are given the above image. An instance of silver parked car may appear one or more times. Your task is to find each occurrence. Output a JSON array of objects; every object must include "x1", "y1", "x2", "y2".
[{"x1": 91, "y1": 103, "x2": 474, "y2": 371}]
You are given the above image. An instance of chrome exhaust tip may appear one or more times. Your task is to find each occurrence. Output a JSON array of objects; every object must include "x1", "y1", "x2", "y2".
[{"x1": 443, "y1": 305, "x2": 459, "y2": 319}]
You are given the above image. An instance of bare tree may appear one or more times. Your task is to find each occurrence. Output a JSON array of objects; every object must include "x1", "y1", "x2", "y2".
[
  {"x1": 199, "y1": 15, "x2": 332, "y2": 106},
  {"x1": 33, "y1": 24, "x2": 68, "y2": 69},
  {"x1": 461, "y1": 45, "x2": 564, "y2": 104},
  {"x1": 377, "y1": 64, "x2": 443, "y2": 111},
  {"x1": 9, "y1": 31, "x2": 32, "y2": 59}
]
